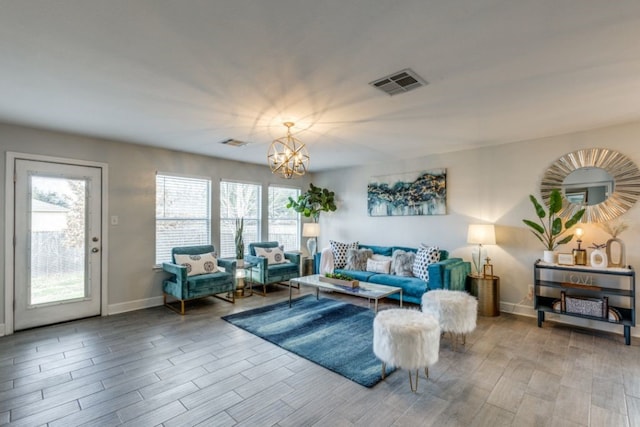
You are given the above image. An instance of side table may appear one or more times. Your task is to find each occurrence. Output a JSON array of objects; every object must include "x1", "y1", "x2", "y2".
[
  {"x1": 303, "y1": 257, "x2": 314, "y2": 276},
  {"x1": 467, "y1": 274, "x2": 500, "y2": 317},
  {"x1": 223, "y1": 259, "x2": 255, "y2": 298}
]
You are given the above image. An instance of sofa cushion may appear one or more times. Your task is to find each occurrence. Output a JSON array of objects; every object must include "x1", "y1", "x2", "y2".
[
  {"x1": 359, "y1": 244, "x2": 393, "y2": 256},
  {"x1": 330, "y1": 240, "x2": 359, "y2": 269},
  {"x1": 334, "y1": 269, "x2": 377, "y2": 282},
  {"x1": 345, "y1": 248, "x2": 372, "y2": 270},
  {"x1": 366, "y1": 258, "x2": 391, "y2": 274},
  {"x1": 367, "y1": 274, "x2": 428, "y2": 298},
  {"x1": 174, "y1": 252, "x2": 218, "y2": 276},
  {"x1": 255, "y1": 246, "x2": 286, "y2": 265},
  {"x1": 413, "y1": 246, "x2": 441, "y2": 281},
  {"x1": 391, "y1": 250, "x2": 415, "y2": 276}
]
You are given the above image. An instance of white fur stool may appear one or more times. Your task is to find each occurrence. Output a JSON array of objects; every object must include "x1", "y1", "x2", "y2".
[
  {"x1": 373, "y1": 309, "x2": 440, "y2": 392},
  {"x1": 422, "y1": 290, "x2": 477, "y2": 350}
]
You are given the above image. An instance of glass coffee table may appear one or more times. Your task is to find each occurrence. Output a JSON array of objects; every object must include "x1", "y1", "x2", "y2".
[{"x1": 290, "y1": 274, "x2": 403, "y2": 312}]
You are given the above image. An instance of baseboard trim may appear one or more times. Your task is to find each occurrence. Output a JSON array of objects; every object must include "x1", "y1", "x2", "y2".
[
  {"x1": 499, "y1": 301, "x2": 639, "y2": 339},
  {"x1": 107, "y1": 296, "x2": 164, "y2": 315}
]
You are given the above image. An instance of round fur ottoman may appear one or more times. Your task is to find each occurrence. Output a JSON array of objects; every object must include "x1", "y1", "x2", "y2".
[
  {"x1": 373, "y1": 309, "x2": 440, "y2": 392},
  {"x1": 421, "y1": 289, "x2": 477, "y2": 350}
]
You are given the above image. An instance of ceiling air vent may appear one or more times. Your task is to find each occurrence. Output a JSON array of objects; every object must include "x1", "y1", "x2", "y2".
[
  {"x1": 219, "y1": 138, "x2": 249, "y2": 147},
  {"x1": 369, "y1": 68, "x2": 427, "y2": 96}
]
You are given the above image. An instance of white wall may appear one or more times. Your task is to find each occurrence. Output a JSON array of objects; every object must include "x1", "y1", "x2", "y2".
[
  {"x1": 0, "y1": 122, "x2": 311, "y2": 327},
  {"x1": 313, "y1": 121, "x2": 640, "y2": 337}
]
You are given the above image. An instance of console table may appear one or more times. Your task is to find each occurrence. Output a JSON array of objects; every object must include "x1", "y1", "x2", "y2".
[{"x1": 534, "y1": 261, "x2": 635, "y2": 345}]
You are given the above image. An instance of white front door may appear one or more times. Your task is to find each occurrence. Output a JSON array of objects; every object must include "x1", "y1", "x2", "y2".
[{"x1": 14, "y1": 159, "x2": 102, "y2": 330}]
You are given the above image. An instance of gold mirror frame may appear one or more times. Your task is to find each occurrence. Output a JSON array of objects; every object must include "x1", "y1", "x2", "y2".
[{"x1": 541, "y1": 148, "x2": 640, "y2": 223}]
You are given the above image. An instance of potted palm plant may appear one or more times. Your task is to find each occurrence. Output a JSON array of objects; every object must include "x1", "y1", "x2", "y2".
[{"x1": 523, "y1": 189, "x2": 585, "y2": 263}]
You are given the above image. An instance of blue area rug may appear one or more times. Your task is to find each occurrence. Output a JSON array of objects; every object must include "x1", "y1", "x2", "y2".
[{"x1": 221, "y1": 295, "x2": 395, "y2": 387}]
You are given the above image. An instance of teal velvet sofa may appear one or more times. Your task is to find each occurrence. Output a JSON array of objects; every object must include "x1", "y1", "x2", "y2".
[
  {"x1": 314, "y1": 244, "x2": 471, "y2": 305},
  {"x1": 162, "y1": 245, "x2": 236, "y2": 314},
  {"x1": 245, "y1": 241, "x2": 301, "y2": 295}
]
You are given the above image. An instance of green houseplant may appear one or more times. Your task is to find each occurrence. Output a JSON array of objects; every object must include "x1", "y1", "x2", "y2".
[
  {"x1": 286, "y1": 183, "x2": 337, "y2": 222},
  {"x1": 235, "y1": 217, "x2": 244, "y2": 260},
  {"x1": 523, "y1": 189, "x2": 585, "y2": 262}
]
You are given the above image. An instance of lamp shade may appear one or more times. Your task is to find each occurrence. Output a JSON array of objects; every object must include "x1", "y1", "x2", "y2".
[
  {"x1": 467, "y1": 224, "x2": 496, "y2": 245},
  {"x1": 302, "y1": 223, "x2": 320, "y2": 237}
]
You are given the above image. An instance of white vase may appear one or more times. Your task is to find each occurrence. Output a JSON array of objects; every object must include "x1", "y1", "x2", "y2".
[
  {"x1": 543, "y1": 250, "x2": 556, "y2": 264},
  {"x1": 590, "y1": 249, "x2": 608, "y2": 268}
]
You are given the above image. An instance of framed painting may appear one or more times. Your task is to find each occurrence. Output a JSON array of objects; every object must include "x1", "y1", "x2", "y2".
[{"x1": 367, "y1": 169, "x2": 446, "y2": 216}]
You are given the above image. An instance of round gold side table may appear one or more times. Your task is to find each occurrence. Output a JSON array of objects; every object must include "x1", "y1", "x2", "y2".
[{"x1": 467, "y1": 274, "x2": 500, "y2": 317}]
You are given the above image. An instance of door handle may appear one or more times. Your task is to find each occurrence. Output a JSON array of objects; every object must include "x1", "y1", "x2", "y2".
[{"x1": 91, "y1": 248, "x2": 99, "y2": 253}]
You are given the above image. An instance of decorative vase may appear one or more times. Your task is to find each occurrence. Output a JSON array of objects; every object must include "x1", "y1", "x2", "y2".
[
  {"x1": 543, "y1": 250, "x2": 556, "y2": 264},
  {"x1": 590, "y1": 249, "x2": 608, "y2": 269},
  {"x1": 606, "y1": 237, "x2": 625, "y2": 268}
]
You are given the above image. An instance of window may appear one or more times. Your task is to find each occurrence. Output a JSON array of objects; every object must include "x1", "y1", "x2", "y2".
[
  {"x1": 155, "y1": 174, "x2": 211, "y2": 264},
  {"x1": 220, "y1": 181, "x2": 261, "y2": 258},
  {"x1": 268, "y1": 186, "x2": 300, "y2": 251}
]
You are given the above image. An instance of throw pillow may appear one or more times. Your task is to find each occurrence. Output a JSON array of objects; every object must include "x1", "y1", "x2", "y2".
[
  {"x1": 412, "y1": 246, "x2": 441, "y2": 281},
  {"x1": 255, "y1": 246, "x2": 287, "y2": 265},
  {"x1": 345, "y1": 248, "x2": 373, "y2": 271},
  {"x1": 366, "y1": 258, "x2": 392, "y2": 274},
  {"x1": 391, "y1": 250, "x2": 416, "y2": 277},
  {"x1": 330, "y1": 240, "x2": 359, "y2": 269},
  {"x1": 174, "y1": 252, "x2": 219, "y2": 276},
  {"x1": 371, "y1": 254, "x2": 393, "y2": 262}
]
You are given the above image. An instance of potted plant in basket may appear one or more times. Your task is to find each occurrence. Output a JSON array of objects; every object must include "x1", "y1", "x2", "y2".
[{"x1": 523, "y1": 189, "x2": 585, "y2": 263}]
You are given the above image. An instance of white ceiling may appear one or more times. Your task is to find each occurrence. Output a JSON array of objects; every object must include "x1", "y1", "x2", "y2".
[{"x1": 2, "y1": 1, "x2": 640, "y2": 172}]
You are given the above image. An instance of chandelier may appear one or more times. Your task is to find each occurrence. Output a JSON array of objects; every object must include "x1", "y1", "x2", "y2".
[{"x1": 267, "y1": 122, "x2": 310, "y2": 179}]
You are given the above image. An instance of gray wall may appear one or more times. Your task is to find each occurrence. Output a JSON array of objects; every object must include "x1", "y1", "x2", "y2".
[
  {"x1": 3, "y1": 120, "x2": 640, "y2": 337},
  {"x1": 0, "y1": 122, "x2": 311, "y2": 325},
  {"x1": 313, "y1": 121, "x2": 640, "y2": 336}
]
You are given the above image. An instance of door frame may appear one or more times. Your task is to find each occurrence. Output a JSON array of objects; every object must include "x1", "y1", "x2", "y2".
[{"x1": 4, "y1": 152, "x2": 109, "y2": 335}]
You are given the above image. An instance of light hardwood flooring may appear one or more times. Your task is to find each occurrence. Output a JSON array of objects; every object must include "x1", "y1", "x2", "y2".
[{"x1": 1, "y1": 285, "x2": 639, "y2": 426}]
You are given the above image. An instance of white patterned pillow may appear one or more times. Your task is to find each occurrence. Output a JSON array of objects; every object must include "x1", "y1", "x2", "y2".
[
  {"x1": 255, "y1": 246, "x2": 287, "y2": 265},
  {"x1": 391, "y1": 250, "x2": 416, "y2": 276},
  {"x1": 366, "y1": 258, "x2": 392, "y2": 274},
  {"x1": 174, "y1": 252, "x2": 219, "y2": 276},
  {"x1": 412, "y1": 246, "x2": 440, "y2": 281},
  {"x1": 330, "y1": 240, "x2": 359, "y2": 269}
]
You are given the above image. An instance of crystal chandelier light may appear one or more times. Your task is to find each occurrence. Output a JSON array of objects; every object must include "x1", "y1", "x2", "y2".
[{"x1": 267, "y1": 122, "x2": 309, "y2": 179}]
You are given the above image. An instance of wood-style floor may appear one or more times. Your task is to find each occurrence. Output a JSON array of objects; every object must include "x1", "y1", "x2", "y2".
[{"x1": 1, "y1": 285, "x2": 639, "y2": 426}]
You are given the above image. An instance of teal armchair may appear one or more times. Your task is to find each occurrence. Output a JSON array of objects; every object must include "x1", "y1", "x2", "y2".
[
  {"x1": 162, "y1": 245, "x2": 236, "y2": 314},
  {"x1": 245, "y1": 241, "x2": 301, "y2": 295}
]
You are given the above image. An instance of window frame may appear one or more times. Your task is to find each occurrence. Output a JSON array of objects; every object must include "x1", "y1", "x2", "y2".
[
  {"x1": 219, "y1": 179, "x2": 262, "y2": 258},
  {"x1": 267, "y1": 185, "x2": 301, "y2": 252},
  {"x1": 155, "y1": 172, "x2": 212, "y2": 266}
]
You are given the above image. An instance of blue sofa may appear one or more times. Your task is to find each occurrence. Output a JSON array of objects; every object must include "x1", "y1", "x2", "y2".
[{"x1": 314, "y1": 244, "x2": 471, "y2": 305}]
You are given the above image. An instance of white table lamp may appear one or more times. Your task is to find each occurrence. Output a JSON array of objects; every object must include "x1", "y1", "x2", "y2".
[
  {"x1": 467, "y1": 224, "x2": 496, "y2": 276},
  {"x1": 302, "y1": 223, "x2": 320, "y2": 256}
]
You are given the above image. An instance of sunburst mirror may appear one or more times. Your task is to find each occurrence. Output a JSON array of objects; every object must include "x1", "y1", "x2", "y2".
[{"x1": 540, "y1": 148, "x2": 640, "y2": 223}]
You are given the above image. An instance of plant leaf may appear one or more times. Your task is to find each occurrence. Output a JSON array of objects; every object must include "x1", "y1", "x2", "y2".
[
  {"x1": 565, "y1": 209, "x2": 586, "y2": 228},
  {"x1": 556, "y1": 234, "x2": 573, "y2": 246},
  {"x1": 549, "y1": 189, "x2": 563, "y2": 214},
  {"x1": 523, "y1": 219, "x2": 544, "y2": 234},
  {"x1": 551, "y1": 217, "x2": 562, "y2": 235},
  {"x1": 529, "y1": 195, "x2": 546, "y2": 218}
]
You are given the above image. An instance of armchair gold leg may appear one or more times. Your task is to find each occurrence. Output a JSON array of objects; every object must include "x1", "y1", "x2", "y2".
[{"x1": 163, "y1": 294, "x2": 186, "y2": 315}]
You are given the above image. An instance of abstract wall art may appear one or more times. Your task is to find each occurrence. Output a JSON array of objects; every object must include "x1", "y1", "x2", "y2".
[{"x1": 367, "y1": 169, "x2": 446, "y2": 216}]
